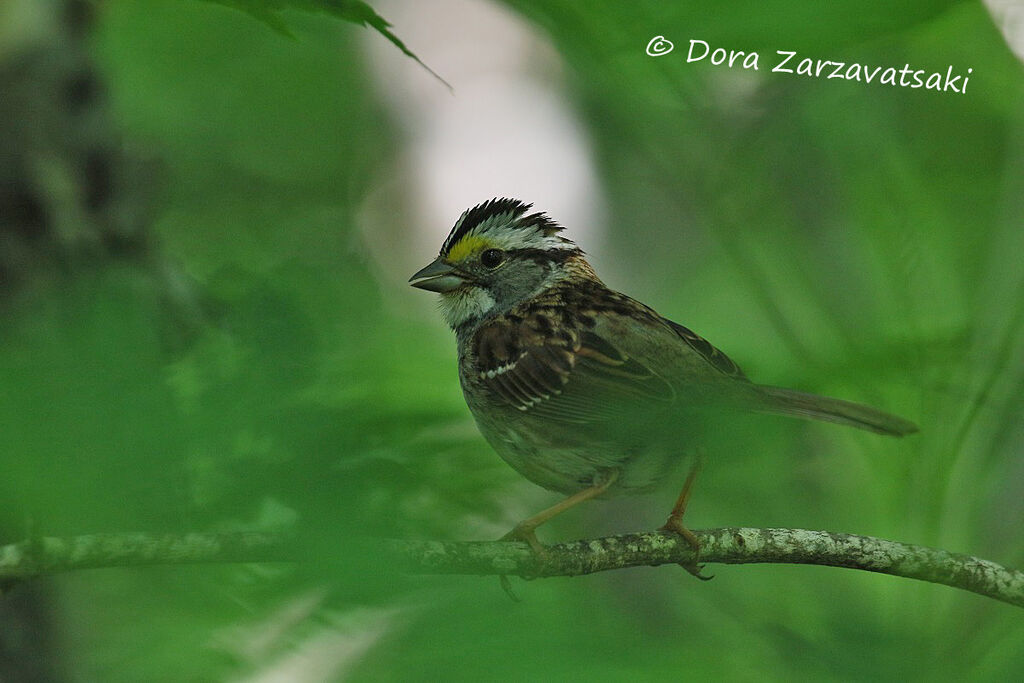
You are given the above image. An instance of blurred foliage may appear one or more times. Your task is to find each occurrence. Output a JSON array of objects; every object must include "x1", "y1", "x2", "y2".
[
  {"x1": 193, "y1": 0, "x2": 450, "y2": 86},
  {"x1": 0, "y1": 0, "x2": 1022, "y2": 680}
]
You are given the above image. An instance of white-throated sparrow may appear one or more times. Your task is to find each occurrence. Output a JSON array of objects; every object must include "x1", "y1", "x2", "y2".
[{"x1": 410, "y1": 198, "x2": 917, "y2": 564}]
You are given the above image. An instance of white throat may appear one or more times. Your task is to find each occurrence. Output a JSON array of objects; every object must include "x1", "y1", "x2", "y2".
[{"x1": 439, "y1": 286, "x2": 497, "y2": 329}]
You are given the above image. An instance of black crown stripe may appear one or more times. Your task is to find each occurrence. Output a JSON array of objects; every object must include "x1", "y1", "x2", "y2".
[{"x1": 440, "y1": 198, "x2": 563, "y2": 255}]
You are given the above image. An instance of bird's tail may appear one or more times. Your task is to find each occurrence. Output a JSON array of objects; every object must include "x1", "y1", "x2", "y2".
[{"x1": 755, "y1": 385, "x2": 918, "y2": 437}]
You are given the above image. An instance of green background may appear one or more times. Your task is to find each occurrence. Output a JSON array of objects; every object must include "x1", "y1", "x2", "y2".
[{"x1": 2, "y1": 0, "x2": 1022, "y2": 679}]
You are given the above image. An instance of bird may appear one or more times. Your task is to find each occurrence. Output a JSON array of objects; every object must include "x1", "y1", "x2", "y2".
[{"x1": 409, "y1": 198, "x2": 917, "y2": 573}]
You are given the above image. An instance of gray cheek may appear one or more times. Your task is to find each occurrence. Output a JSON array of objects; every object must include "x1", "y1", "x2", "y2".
[{"x1": 488, "y1": 263, "x2": 547, "y2": 308}]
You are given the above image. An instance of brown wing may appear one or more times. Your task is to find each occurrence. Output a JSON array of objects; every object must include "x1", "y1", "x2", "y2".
[
  {"x1": 472, "y1": 311, "x2": 674, "y2": 424},
  {"x1": 664, "y1": 320, "x2": 748, "y2": 381}
]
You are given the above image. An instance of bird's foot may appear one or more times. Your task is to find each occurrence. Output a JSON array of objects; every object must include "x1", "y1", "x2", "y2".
[
  {"x1": 497, "y1": 524, "x2": 550, "y2": 601},
  {"x1": 659, "y1": 515, "x2": 713, "y2": 581},
  {"x1": 500, "y1": 523, "x2": 547, "y2": 556}
]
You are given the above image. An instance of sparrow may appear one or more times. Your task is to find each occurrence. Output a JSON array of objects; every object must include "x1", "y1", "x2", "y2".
[{"x1": 410, "y1": 198, "x2": 917, "y2": 571}]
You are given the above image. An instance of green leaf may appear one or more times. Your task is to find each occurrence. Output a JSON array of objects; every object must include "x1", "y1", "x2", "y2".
[{"x1": 194, "y1": 0, "x2": 452, "y2": 89}]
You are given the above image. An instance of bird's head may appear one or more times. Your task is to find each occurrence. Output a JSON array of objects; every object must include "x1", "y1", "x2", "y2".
[{"x1": 410, "y1": 198, "x2": 591, "y2": 329}]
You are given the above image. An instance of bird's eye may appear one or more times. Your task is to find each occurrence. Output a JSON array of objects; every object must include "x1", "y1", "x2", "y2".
[{"x1": 480, "y1": 248, "x2": 505, "y2": 269}]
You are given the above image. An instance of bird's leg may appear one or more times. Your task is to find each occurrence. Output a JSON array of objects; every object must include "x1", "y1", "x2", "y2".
[
  {"x1": 660, "y1": 453, "x2": 712, "y2": 580},
  {"x1": 501, "y1": 470, "x2": 619, "y2": 554}
]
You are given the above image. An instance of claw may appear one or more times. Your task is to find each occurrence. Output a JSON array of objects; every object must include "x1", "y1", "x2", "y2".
[
  {"x1": 689, "y1": 566, "x2": 714, "y2": 581},
  {"x1": 497, "y1": 525, "x2": 548, "y2": 601},
  {"x1": 500, "y1": 524, "x2": 546, "y2": 555},
  {"x1": 499, "y1": 574, "x2": 522, "y2": 602},
  {"x1": 660, "y1": 515, "x2": 713, "y2": 581}
]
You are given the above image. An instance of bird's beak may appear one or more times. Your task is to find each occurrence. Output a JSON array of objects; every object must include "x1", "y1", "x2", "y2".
[{"x1": 409, "y1": 257, "x2": 466, "y2": 293}]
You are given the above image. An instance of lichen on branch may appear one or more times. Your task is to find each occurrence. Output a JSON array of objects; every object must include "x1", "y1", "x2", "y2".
[{"x1": 1, "y1": 528, "x2": 1021, "y2": 609}]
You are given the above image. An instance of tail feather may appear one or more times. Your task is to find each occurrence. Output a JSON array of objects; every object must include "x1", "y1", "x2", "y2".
[{"x1": 756, "y1": 385, "x2": 918, "y2": 437}]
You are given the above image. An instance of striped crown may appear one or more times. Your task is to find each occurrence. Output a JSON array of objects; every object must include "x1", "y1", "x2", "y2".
[{"x1": 440, "y1": 198, "x2": 567, "y2": 257}]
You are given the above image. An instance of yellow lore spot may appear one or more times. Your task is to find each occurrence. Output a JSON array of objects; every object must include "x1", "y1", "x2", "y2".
[{"x1": 446, "y1": 235, "x2": 492, "y2": 263}]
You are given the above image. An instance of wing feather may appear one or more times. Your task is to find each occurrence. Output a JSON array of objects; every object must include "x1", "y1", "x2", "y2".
[
  {"x1": 472, "y1": 312, "x2": 674, "y2": 422},
  {"x1": 665, "y1": 320, "x2": 748, "y2": 381}
]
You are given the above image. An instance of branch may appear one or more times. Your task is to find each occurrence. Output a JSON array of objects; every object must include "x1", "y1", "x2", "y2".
[
  {"x1": 1, "y1": 529, "x2": 1021, "y2": 608},
  {"x1": 391, "y1": 528, "x2": 1024, "y2": 608},
  {"x1": 0, "y1": 532, "x2": 292, "y2": 584}
]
